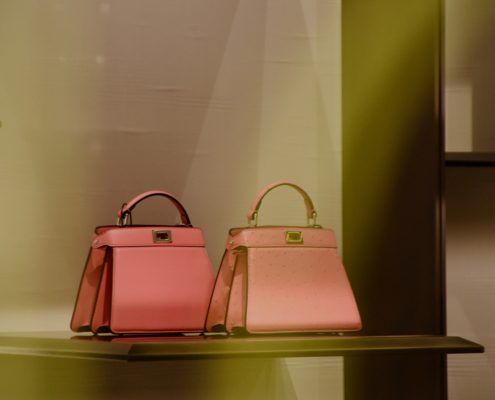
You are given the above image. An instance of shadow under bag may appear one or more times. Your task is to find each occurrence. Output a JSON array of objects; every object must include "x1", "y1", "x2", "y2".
[
  {"x1": 205, "y1": 181, "x2": 362, "y2": 334},
  {"x1": 71, "y1": 191, "x2": 215, "y2": 334}
]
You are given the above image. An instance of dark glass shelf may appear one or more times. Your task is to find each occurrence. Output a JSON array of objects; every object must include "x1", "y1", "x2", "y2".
[
  {"x1": 0, "y1": 331, "x2": 484, "y2": 362},
  {"x1": 445, "y1": 152, "x2": 495, "y2": 167}
]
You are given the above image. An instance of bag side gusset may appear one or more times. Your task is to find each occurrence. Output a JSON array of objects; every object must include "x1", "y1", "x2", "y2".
[
  {"x1": 205, "y1": 249, "x2": 237, "y2": 331},
  {"x1": 70, "y1": 237, "x2": 107, "y2": 332}
]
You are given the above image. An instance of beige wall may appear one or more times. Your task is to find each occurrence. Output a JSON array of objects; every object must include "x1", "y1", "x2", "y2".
[
  {"x1": 0, "y1": 0, "x2": 342, "y2": 332},
  {"x1": 3, "y1": 1, "x2": 492, "y2": 399},
  {"x1": 0, "y1": 1, "x2": 343, "y2": 399}
]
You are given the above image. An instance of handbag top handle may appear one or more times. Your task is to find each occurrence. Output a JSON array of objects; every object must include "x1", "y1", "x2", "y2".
[
  {"x1": 247, "y1": 181, "x2": 317, "y2": 227},
  {"x1": 117, "y1": 191, "x2": 191, "y2": 226}
]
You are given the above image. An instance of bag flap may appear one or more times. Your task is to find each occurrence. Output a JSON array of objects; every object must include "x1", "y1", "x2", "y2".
[
  {"x1": 92, "y1": 226, "x2": 206, "y2": 248},
  {"x1": 226, "y1": 227, "x2": 337, "y2": 250}
]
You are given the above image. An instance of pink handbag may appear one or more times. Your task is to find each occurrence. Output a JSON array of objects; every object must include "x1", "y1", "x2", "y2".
[
  {"x1": 205, "y1": 181, "x2": 362, "y2": 334},
  {"x1": 70, "y1": 191, "x2": 215, "y2": 334}
]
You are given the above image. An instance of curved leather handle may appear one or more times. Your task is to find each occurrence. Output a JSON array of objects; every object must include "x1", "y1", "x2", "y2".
[
  {"x1": 117, "y1": 191, "x2": 191, "y2": 226},
  {"x1": 247, "y1": 181, "x2": 316, "y2": 221}
]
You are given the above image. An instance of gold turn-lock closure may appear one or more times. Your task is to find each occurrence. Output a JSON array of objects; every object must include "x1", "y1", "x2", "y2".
[
  {"x1": 285, "y1": 231, "x2": 303, "y2": 244},
  {"x1": 153, "y1": 230, "x2": 172, "y2": 243}
]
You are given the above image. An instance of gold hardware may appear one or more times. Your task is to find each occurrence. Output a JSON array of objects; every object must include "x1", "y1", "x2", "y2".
[
  {"x1": 117, "y1": 213, "x2": 130, "y2": 227},
  {"x1": 248, "y1": 212, "x2": 258, "y2": 228},
  {"x1": 306, "y1": 211, "x2": 317, "y2": 228},
  {"x1": 285, "y1": 231, "x2": 303, "y2": 244},
  {"x1": 153, "y1": 230, "x2": 172, "y2": 243}
]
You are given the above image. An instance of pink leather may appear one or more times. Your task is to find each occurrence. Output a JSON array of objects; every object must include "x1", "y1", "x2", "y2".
[
  {"x1": 92, "y1": 226, "x2": 206, "y2": 249},
  {"x1": 247, "y1": 181, "x2": 316, "y2": 220},
  {"x1": 72, "y1": 226, "x2": 215, "y2": 334},
  {"x1": 70, "y1": 246, "x2": 107, "y2": 332},
  {"x1": 205, "y1": 181, "x2": 361, "y2": 334},
  {"x1": 71, "y1": 191, "x2": 215, "y2": 334},
  {"x1": 110, "y1": 246, "x2": 214, "y2": 333},
  {"x1": 91, "y1": 252, "x2": 112, "y2": 333},
  {"x1": 206, "y1": 226, "x2": 361, "y2": 333},
  {"x1": 225, "y1": 227, "x2": 337, "y2": 250},
  {"x1": 205, "y1": 251, "x2": 236, "y2": 331},
  {"x1": 225, "y1": 253, "x2": 247, "y2": 332},
  {"x1": 117, "y1": 191, "x2": 190, "y2": 226},
  {"x1": 245, "y1": 247, "x2": 361, "y2": 333}
]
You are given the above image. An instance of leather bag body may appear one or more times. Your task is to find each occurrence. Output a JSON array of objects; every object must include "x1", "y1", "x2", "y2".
[
  {"x1": 71, "y1": 191, "x2": 215, "y2": 334},
  {"x1": 205, "y1": 181, "x2": 361, "y2": 334}
]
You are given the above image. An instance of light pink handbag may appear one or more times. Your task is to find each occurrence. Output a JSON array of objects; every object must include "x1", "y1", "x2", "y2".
[
  {"x1": 71, "y1": 191, "x2": 215, "y2": 334},
  {"x1": 205, "y1": 181, "x2": 361, "y2": 334}
]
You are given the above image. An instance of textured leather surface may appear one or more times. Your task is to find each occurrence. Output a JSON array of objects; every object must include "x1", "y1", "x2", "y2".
[
  {"x1": 92, "y1": 226, "x2": 206, "y2": 249},
  {"x1": 206, "y1": 226, "x2": 362, "y2": 333},
  {"x1": 225, "y1": 253, "x2": 247, "y2": 331},
  {"x1": 245, "y1": 247, "x2": 361, "y2": 333},
  {"x1": 247, "y1": 181, "x2": 316, "y2": 220},
  {"x1": 204, "y1": 251, "x2": 235, "y2": 331},
  {"x1": 117, "y1": 191, "x2": 190, "y2": 226},
  {"x1": 225, "y1": 227, "x2": 337, "y2": 250},
  {"x1": 110, "y1": 246, "x2": 214, "y2": 333},
  {"x1": 206, "y1": 181, "x2": 360, "y2": 334}
]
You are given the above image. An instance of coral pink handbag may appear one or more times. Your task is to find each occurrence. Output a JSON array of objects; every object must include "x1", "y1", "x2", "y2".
[
  {"x1": 70, "y1": 191, "x2": 215, "y2": 334},
  {"x1": 205, "y1": 181, "x2": 361, "y2": 334}
]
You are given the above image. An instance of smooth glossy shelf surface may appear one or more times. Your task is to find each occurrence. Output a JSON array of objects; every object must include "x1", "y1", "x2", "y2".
[
  {"x1": 0, "y1": 331, "x2": 484, "y2": 362},
  {"x1": 445, "y1": 152, "x2": 495, "y2": 167}
]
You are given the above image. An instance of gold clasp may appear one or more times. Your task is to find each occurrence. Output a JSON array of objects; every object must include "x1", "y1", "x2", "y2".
[
  {"x1": 153, "y1": 230, "x2": 172, "y2": 243},
  {"x1": 285, "y1": 231, "x2": 303, "y2": 244}
]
